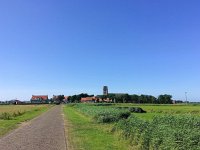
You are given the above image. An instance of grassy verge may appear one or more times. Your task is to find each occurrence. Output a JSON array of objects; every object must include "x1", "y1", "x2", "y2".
[
  {"x1": 0, "y1": 105, "x2": 52, "y2": 137},
  {"x1": 63, "y1": 105, "x2": 129, "y2": 150}
]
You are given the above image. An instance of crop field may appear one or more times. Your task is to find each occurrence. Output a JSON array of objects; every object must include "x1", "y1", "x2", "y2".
[
  {"x1": 65, "y1": 104, "x2": 200, "y2": 150},
  {"x1": 0, "y1": 104, "x2": 52, "y2": 136},
  {"x1": 115, "y1": 104, "x2": 200, "y2": 121},
  {"x1": 0, "y1": 105, "x2": 48, "y2": 114},
  {"x1": 117, "y1": 104, "x2": 200, "y2": 114}
]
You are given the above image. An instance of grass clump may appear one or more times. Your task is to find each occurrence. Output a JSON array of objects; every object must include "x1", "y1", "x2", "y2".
[
  {"x1": 0, "y1": 112, "x2": 12, "y2": 120},
  {"x1": 94, "y1": 110, "x2": 131, "y2": 123},
  {"x1": 12, "y1": 111, "x2": 25, "y2": 117},
  {"x1": 0, "y1": 111, "x2": 26, "y2": 120}
]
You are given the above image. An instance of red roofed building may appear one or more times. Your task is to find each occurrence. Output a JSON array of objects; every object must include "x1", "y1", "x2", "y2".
[
  {"x1": 81, "y1": 97, "x2": 96, "y2": 103},
  {"x1": 64, "y1": 96, "x2": 69, "y2": 103},
  {"x1": 31, "y1": 95, "x2": 49, "y2": 103}
]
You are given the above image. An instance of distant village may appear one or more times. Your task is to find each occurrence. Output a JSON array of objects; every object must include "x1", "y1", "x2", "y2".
[
  {"x1": 0, "y1": 94, "x2": 102, "y2": 105},
  {"x1": 0, "y1": 86, "x2": 196, "y2": 104},
  {"x1": 0, "y1": 86, "x2": 114, "y2": 104}
]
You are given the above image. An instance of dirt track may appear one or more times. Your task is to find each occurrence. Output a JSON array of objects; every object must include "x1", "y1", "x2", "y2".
[{"x1": 0, "y1": 105, "x2": 67, "y2": 150}]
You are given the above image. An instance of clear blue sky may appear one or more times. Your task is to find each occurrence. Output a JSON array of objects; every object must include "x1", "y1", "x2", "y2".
[{"x1": 0, "y1": 0, "x2": 200, "y2": 101}]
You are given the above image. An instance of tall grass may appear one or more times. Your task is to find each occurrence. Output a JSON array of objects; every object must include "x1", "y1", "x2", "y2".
[
  {"x1": 0, "y1": 105, "x2": 52, "y2": 137},
  {"x1": 115, "y1": 115, "x2": 200, "y2": 150},
  {"x1": 0, "y1": 111, "x2": 26, "y2": 120},
  {"x1": 0, "y1": 105, "x2": 48, "y2": 120}
]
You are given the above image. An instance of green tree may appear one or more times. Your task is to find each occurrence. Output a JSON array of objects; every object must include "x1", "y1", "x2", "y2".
[
  {"x1": 68, "y1": 93, "x2": 93, "y2": 103},
  {"x1": 122, "y1": 94, "x2": 131, "y2": 103},
  {"x1": 157, "y1": 94, "x2": 172, "y2": 104},
  {"x1": 149, "y1": 95, "x2": 157, "y2": 103},
  {"x1": 130, "y1": 94, "x2": 139, "y2": 103},
  {"x1": 54, "y1": 95, "x2": 65, "y2": 104}
]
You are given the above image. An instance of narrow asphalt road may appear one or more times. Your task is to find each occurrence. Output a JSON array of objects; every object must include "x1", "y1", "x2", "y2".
[{"x1": 0, "y1": 105, "x2": 67, "y2": 150}]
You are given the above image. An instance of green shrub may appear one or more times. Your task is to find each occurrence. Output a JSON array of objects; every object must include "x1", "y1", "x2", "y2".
[
  {"x1": 12, "y1": 111, "x2": 25, "y2": 117},
  {"x1": 94, "y1": 111, "x2": 131, "y2": 123},
  {"x1": 95, "y1": 113, "x2": 116, "y2": 123},
  {"x1": 0, "y1": 112, "x2": 11, "y2": 120},
  {"x1": 12, "y1": 112, "x2": 18, "y2": 117}
]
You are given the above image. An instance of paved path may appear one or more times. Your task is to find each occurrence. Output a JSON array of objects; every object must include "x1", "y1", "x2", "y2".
[{"x1": 0, "y1": 105, "x2": 67, "y2": 150}]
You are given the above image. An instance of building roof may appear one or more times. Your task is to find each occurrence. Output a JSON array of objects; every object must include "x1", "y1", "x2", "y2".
[
  {"x1": 31, "y1": 95, "x2": 48, "y2": 100},
  {"x1": 64, "y1": 96, "x2": 69, "y2": 99},
  {"x1": 81, "y1": 97, "x2": 95, "y2": 101}
]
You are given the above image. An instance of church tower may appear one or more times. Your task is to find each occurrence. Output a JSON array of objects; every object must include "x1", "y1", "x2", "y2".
[{"x1": 103, "y1": 86, "x2": 108, "y2": 95}]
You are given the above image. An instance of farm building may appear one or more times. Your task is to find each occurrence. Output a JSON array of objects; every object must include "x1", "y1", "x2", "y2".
[
  {"x1": 31, "y1": 95, "x2": 49, "y2": 104},
  {"x1": 95, "y1": 95, "x2": 113, "y2": 103},
  {"x1": 81, "y1": 97, "x2": 96, "y2": 103},
  {"x1": 12, "y1": 100, "x2": 23, "y2": 105},
  {"x1": 64, "y1": 96, "x2": 69, "y2": 103}
]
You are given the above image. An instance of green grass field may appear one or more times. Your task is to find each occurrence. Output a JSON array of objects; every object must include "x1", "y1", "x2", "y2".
[
  {"x1": 64, "y1": 103, "x2": 200, "y2": 150},
  {"x1": 0, "y1": 104, "x2": 52, "y2": 137},
  {"x1": 118, "y1": 103, "x2": 200, "y2": 114},
  {"x1": 115, "y1": 103, "x2": 200, "y2": 120},
  {"x1": 63, "y1": 105, "x2": 129, "y2": 150}
]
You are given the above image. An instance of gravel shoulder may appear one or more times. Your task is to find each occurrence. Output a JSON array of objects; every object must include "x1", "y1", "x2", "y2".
[{"x1": 0, "y1": 105, "x2": 67, "y2": 150}]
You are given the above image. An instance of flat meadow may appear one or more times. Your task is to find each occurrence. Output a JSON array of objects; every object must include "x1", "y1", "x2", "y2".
[
  {"x1": 0, "y1": 105, "x2": 48, "y2": 114},
  {"x1": 115, "y1": 103, "x2": 200, "y2": 120},
  {"x1": 64, "y1": 103, "x2": 200, "y2": 150},
  {"x1": 121, "y1": 103, "x2": 200, "y2": 114},
  {"x1": 0, "y1": 104, "x2": 52, "y2": 137}
]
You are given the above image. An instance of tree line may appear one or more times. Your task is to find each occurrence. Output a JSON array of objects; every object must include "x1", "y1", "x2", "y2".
[
  {"x1": 98, "y1": 94, "x2": 173, "y2": 104},
  {"x1": 66, "y1": 93, "x2": 174, "y2": 104},
  {"x1": 67, "y1": 93, "x2": 94, "y2": 103}
]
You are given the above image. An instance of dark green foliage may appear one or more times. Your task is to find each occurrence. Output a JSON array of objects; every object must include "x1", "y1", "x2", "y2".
[
  {"x1": 128, "y1": 107, "x2": 146, "y2": 113},
  {"x1": 67, "y1": 93, "x2": 173, "y2": 104},
  {"x1": 68, "y1": 93, "x2": 94, "y2": 103},
  {"x1": 94, "y1": 110, "x2": 131, "y2": 123},
  {"x1": 116, "y1": 107, "x2": 146, "y2": 113},
  {"x1": 53, "y1": 95, "x2": 65, "y2": 104},
  {"x1": 119, "y1": 111, "x2": 131, "y2": 119},
  {"x1": 94, "y1": 112, "x2": 117, "y2": 123},
  {"x1": 157, "y1": 94, "x2": 173, "y2": 104},
  {"x1": 96, "y1": 94, "x2": 172, "y2": 104},
  {"x1": 128, "y1": 107, "x2": 136, "y2": 112}
]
